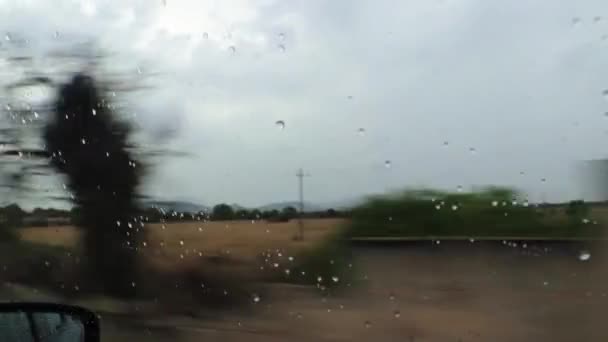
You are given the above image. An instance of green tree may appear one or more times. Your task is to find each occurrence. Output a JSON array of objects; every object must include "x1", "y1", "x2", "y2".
[
  {"x1": 235, "y1": 209, "x2": 250, "y2": 219},
  {"x1": 281, "y1": 206, "x2": 298, "y2": 220},
  {"x1": 212, "y1": 204, "x2": 234, "y2": 221},
  {"x1": 249, "y1": 209, "x2": 262, "y2": 220},
  {"x1": 44, "y1": 73, "x2": 143, "y2": 298},
  {"x1": 3, "y1": 204, "x2": 25, "y2": 227},
  {"x1": 565, "y1": 200, "x2": 589, "y2": 218}
]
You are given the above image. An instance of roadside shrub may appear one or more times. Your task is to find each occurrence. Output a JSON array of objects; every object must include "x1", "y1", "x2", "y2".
[{"x1": 348, "y1": 187, "x2": 603, "y2": 238}]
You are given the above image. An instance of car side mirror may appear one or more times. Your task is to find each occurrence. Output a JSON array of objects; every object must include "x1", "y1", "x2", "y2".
[{"x1": 0, "y1": 302, "x2": 99, "y2": 342}]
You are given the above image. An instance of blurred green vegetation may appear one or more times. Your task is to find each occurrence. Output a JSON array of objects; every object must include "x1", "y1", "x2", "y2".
[
  {"x1": 348, "y1": 187, "x2": 604, "y2": 238},
  {"x1": 282, "y1": 232, "x2": 355, "y2": 289}
]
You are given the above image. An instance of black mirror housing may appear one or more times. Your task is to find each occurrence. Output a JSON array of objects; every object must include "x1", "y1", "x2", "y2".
[{"x1": 0, "y1": 302, "x2": 99, "y2": 342}]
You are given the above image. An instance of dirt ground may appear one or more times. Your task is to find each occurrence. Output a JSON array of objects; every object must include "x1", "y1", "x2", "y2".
[
  {"x1": 92, "y1": 241, "x2": 608, "y2": 342},
  {"x1": 11, "y1": 221, "x2": 608, "y2": 341},
  {"x1": 18, "y1": 219, "x2": 345, "y2": 260}
]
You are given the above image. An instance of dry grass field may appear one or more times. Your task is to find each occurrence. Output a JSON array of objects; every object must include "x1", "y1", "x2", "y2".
[{"x1": 18, "y1": 218, "x2": 347, "y2": 269}]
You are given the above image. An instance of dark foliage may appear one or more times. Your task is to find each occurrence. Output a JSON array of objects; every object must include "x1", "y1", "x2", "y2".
[
  {"x1": 43, "y1": 73, "x2": 143, "y2": 298},
  {"x1": 212, "y1": 203, "x2": 234, "y2": 221}
]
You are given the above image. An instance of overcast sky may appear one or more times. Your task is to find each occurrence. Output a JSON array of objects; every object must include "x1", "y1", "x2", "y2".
[{"x1": 1, "y1": 0, "x2": 608, "y2": 207}]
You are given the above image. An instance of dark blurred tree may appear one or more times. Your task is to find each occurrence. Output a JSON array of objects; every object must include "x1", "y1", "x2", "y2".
[
  {"x1": 566, "y1": 200, "x2": 589, "y2": 218},
  {"x1": 44, "y1": 73, "x2": 143, "y2": 298},
  {"x1": 3, "y1": 203, "x2": 25, "y2": 227},
  {"x1": 281, "y1": 206, "x2": 298, "y2": 220},
  {"x1": 325, "y1": 208, "x2": 338, "y2": 218},
  {"x1": 142, "y1": 207, "x2": 163, "y2": 223},
  {"x1": 249, "y1": 209, "x2": 262, "y2": 220},
  {"x1": 235, "y1": 209, "x2": 250, "y2": 219},
  {"x1": 212, "y1": 204, "x2": 234, "y2": 221}
]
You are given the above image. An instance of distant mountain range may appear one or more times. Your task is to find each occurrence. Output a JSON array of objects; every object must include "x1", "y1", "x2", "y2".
[{"x1": 142, "y1": 200, "x2": 209, "y2": 213}]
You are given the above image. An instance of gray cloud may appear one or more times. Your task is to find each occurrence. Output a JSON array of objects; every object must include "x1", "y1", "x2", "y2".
[{"x1": 2, "y1": 0, "x2": 608, "y2": 207}]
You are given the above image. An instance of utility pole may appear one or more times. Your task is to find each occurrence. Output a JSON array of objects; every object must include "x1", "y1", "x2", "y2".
[{"x1": 296, "y1": 168, "x2": 310, "y2": 240}]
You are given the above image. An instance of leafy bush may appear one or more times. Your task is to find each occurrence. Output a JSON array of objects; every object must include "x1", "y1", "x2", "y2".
[{"x1": 348, "y1": 187, "x2": 603, "y2": 238}]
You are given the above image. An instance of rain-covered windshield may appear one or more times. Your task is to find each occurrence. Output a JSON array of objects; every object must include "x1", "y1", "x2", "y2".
[{"x1": 0, "y1": 1, "x2": 607, "y2": 341}]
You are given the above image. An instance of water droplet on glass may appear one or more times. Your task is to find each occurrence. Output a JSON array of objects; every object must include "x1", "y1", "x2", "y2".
[
  {"x1": 80, "y1": 138, "x2": 86, "y2": 145},
  {"x1": 229, "y1": 45, "x2": 236, "y2": 54},
  {"x1": 594, "y1": 16, "x2": 602, "y2": 23},
  {"x1": 44, "y1": 261, "x2": 50, "y2": 267},
  {"x1": 389, "y1": 293, "x2": 396, "y2": 301},
  {"x1": 252, "y1": 294, "x2": 260, "y2": 303},
  {"x1": 572, "y1": 17, "x2": 582, "y2": 26},
  {"x1": 33, "y1": 112, "x2": 39, "y2": 119},
  {"x1": 543, "y1": 281, "x2": 549, "y2": 286},
  {"x1": 136, "y1": 67, "x2": 142, "y2": 74},
  {"x1": 456, "y1": 185, "x2": 463, "y2": 192},
  {"x1": 364, "y1": 321, "x2": 372, "y2": 328},
  {"x1": 4, "y1": 33, "x2": 11, "y2": 41},
  {"x1": 469, "y1": 147, "x2": 476, "y2": 154},
  {"x1": 278, "y1": 32, "x2": 285, "y2": 40},
  {"x1": 331, "y1": 276, "x2": 339, "y2": 283},
  {"x1": 357, "y1": 128, "x2": 366, "y2": 136},
  {"x1": 317, "y1": 276, "x2": 323, "y2": 283},
  {"x1": 469, "y1": 238, "x2": 475, "y2": 243},
  {"x1": 384, "y1": 160, "x2": 392, "y2": 168},
  {"x1": 202, "y1": 32, "x2": 209, "y2": 39},
  {"x1": 116, "y1": 220, "x2": 121, "y2": 227},
  {"x1": 541, "y1": 178, "x2": 546, "y2": 183},
  {"x1": 288, "y1": 256, "x2": 294, "y2": 262},
  {"x1": 278, "y1": 44, "x2": 286, "y2": 52},
  {"x1": 578, "y1": 251, "x2": 591, "y2": 261},
  {"x1": 435, "y1": 204, "x2": 441, "y2": 210},
  {"x1": 451, "y1": 205, "x2": 458, "y2": 211},
  {"x1": 161, "y1": 0, "x2": 167, "y2": 6},
  {"x1": 393, "y1": 310, "x2": 401, "y2": 318},
  {"x1": 179, "y1": 240, "x2": 184, "y2": 246},
  {"x1": 602, "y1": 90, "x2": 608, "y2": 101},
  {"x1": 442, "y1": 141, "x2": 449, "y2": 146},
  {"x1": 275, "y1": 120, "x2": 285, "y2": 130},
  {"x1": 131, "y1": 281, "x2": 136, "y2": 287}
]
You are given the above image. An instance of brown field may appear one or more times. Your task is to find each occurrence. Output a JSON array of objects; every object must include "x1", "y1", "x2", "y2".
[{"x1": 18, "y1": 218, "x2": 346, "y2": 267}]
